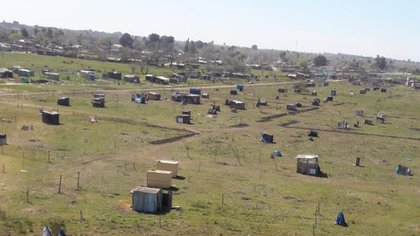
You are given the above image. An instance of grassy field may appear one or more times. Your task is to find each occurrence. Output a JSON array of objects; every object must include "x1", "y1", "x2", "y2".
[{"x1": 0, "y1": 53, "x2": 419, "y2": 235}]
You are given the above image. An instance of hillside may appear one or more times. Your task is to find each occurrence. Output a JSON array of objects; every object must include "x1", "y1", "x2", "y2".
[{"x1": 0, "y1": 51, "x2": 419, "y2": 235}]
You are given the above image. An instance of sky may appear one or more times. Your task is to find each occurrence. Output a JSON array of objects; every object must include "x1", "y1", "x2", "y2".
[{"x1": 2, "y1": 0, "x2": 420, "y2": 61}]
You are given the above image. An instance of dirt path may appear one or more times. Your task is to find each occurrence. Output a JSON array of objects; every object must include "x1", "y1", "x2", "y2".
[{"x1": 0, "y1": 80, "x2": 308, "y2": 97}]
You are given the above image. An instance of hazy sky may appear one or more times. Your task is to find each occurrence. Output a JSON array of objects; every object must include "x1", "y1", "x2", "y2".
[{"x1": 2, "y1": 0, "x2": 420, "y2": 61}]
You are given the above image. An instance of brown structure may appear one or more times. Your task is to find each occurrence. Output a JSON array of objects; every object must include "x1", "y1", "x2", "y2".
[
  {"x1": 156, "y1": 160, "x2": 179, "y2": 177},
  {"x1": 146, "y1": 170, "x2": 173, "y2": 189}
]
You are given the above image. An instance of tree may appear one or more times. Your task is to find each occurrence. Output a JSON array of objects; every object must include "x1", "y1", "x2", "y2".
[
  {"x1": 184, "y1": 39, "x2": 190, "y2": 54},
  {"x1": 119, "y1": 33, "x2": 134, "y2": 48},
  {"x1": 313, "y1": 55, "x2": 328, "y2": 67},
  {"x1": 147, "y1": 33, "x2": 160, "y2": 44},
  {"x1": 375, "y1": 55, "x2": 387, "y2": 70},
  {"x1": 251, "y1": 44, "x2": 258, "y2": 50},
  {"x1": 298, "y1": 59, "x2": 308, "y2": 69},
  {"x1": 20, "y1": 28, "x2": 29, "y2": 38}
]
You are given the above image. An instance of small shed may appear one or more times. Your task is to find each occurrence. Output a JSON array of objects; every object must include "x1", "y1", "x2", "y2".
[
  {"x1": 308, "y1": 129, "x2": 318, "y2": 137},
  {"x1": 45, "y1": 72, "x2": 59, "y2": 80},
  {"x1": 326, "y1": 96, "x2": 334, "y2": 102},
  {"x1": 230, "y1": 90, "x2": 238, "y2": 95},
  {"x1": 132, "y1": 94, "x2": 146, "y2": 104},
  {"x1": 0, "y1": 133, "x2": 6, "y2": 145},
  {"x1": 364, "y1": 119, "x2": 373, "y2": 125},
  {"x1": 57, "y1": 97, "x2": 70, "y2": 106},
  {"x1": 311, "y1": 91, "x2": 317, "y2": 96},
  {"x1": 189, "y1": 88, "x2": 201, "y2": 95},
  {"x1": 306, "y1": 82, "x2": 315, "y2": 87},
  {"x1": 92, "y1": 97, "x2": 105, "y2": 108},
  {"x1": 176, "y1": 114, "x2": 191, "y2": 124},
  {"x1": 148, "y1": 92, "x2": 161, "y2": 100},
  {"x1": 41, "y1": 110, "x2": 59, "y2": 125},
  {"x1": 395, "y1": 165, "x2": 412, "y2": 176},
  {"x1": 278, "y1": 88, "x2": 287, "y2": 93},
  {"x1": 107, "y1": 71, "x2": 122, "y2": 80},
  {"x1": 261, "y1": 132, "x2": 274, "y2": 143},
  {"x1": 312, "y1": 98, "x2": 320, "y2": 106},
  {"x1": 0, "y1": 68, "x2": 13, "y2": 78},
  {"x1": 228, "y1": 100, "x2": 246, "y2": 110},
  {"x1": 360, "y1": 89, "x2": 367, "y2": 94},
  {"x1": 145, "y1": 74, "x2": 154, "y2": 82},
  {"x1": 156, "y1": 160, "x2": 179, "y2": 177},
  {"x1": 330, "y1": 90, "x2": 337, "y2": 96},
  {"x1": 131, "y1": 186, "x2": 162, "y2": 213},
  {"x1": 287, "y1": 104, "x2": 298, "y2": 111},
  {"x1": 256, "y1": 99, "x2": 267, "y2": 107},
  {"x1": 380, "y1": 88, "x2": 387, "y2": 93},
  {"x1": 355, "y1": 110, "x2": 364, "y2": 116},
  {"x1": 185, "y1": 94, "x2": 200, "y2": 104},
  {"x1": 123, "y1": 74, "x2": 140, "y2": 83},
  {"x1": 323, "y1": 80, "x2": 329, "y2": 86},
  {"x1": 236, "y1": 84, "x2": 244, "y2": 92},
  {"x1": 92, "y1": 93, "x2": 105, "y2": 107},
  {"x1": 296, "y1": 154, "x2": 319, "y2": 175},
  {"x1": 147, "y1": 170, "x2": 173, "y2": 189}
]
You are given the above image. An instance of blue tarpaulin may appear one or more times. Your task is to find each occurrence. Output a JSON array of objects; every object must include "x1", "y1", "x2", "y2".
[
  {"x1": 261, "y1": 133, "x2": 274, "y2": 143},
  {"x1": 272, "y1": 150, "x2": 282, "y2": 157},
  {"x1": 237, "y1": 84, "x2": 244, "y2": 91},
  {"x1": 335, "y1": 211, "x2": 347, "y2": 227}
]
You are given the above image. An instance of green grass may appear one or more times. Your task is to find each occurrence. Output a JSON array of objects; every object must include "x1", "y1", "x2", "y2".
[{"x1": 0, "y1": 53, "x2": 419, "y2": 235}]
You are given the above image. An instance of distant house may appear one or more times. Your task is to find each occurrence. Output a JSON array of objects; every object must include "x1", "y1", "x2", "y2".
[
  {"x1": 176, "y1": 114, "x2": 191, "y2": 124},
  {"x1": 123, "y1": 74, "x2": 140, "y2": 83},
  {"x1": 80, "y1": 70, "x2": 96, "y2": 80},
  {"x1": 110, "y1": 44, "x2": 123, "y2": 52},
  {"x1": 296, "y1": 154, "x2": 320, "y2": 176},
  {"x1": 172, "y1": 92, "x2": 200, "y2": 104},
  {"x1": 44, "y1": 72, "x2": 59, "y2": 80},
  {"x1": 0, "y1": 133, "x2": 7, "y2": 145},
  {"x1": 106, "y1": 71, "x2": 122, "y2": 80},
  {"x1": 145, "y1": 74, "x2": 170, "y2": 85},
  {"x1": 226, "y1": 99, "x2": 246, "y2": 110},
  {"x1": 92, "y1": 93, "x2": 105, "y2": 108},
  {"x1": 287, "y1": 103, "x2": 298, "y2": 111},
  {"x1": 16, "y1": 68, "x2": 34, "y2": 77},
  {"x1": 41, "y1": 110, "x2": 59, "y2": 125},
  {"x1": 189, "y1": 88, "x2": 201, "y2": 95},
  {"x1": 0, "y1": 68, "x2": 13, "y2": 78},
  {"x1": 57, "y1": 97, "x2": 70, "y2": 106},
  {"x1": 148, "y1": 92, "x2": 161, "y2": 100}
]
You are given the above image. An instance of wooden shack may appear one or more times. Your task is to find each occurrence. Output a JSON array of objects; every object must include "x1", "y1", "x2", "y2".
[
  {"x1": 147, "y1": 170, "x2": 172, "y2": 189},
  {"x1": 131, "y1": 186, "x2": 162, "y2": 213},
  {"x1": 156, "y1": 160, "x2": 179, "y2": 177},
  {"x1": 227, "y1": 100, "x2": 246, "y2": 110},
  {"x1": 296, "y1": 154, "x2": 319, "y2": 176},
  {"x1": 92, "y1": 93, "x2": 105, "y2": 108},
  {"x1": 148, "y1": 92, "x2": 161, "y2": 100},
  {"x1": 41, "y1": 110, "x2": 59, "y2": 125},
  {"x1": 364, "y1": 119, "x2": 373, "y2": 125},
  {"x1": 123, "y1": 74, "x2": 140, "y2": 83},
  {"x1": 230, "y1": 90, "x2": 238, "y2": 95},
  {"x1": 395, "y1": 165, "x2": 412, "y2": 176},
  {"x1": 176, "y1": 114, "x2": 191, "y2": 124},
  {"x1": 57, "y1": 97, "x2": 70, "y2": 106},
  {"x1": 185, "y1": 94, "x2": 200, "y2": 104},
  {"x1": 287, "y1": 103, "x2": 298, "y2": 111},
  {"x1": 0, "y1": 133, "x2": 6, "y2": 145}
]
